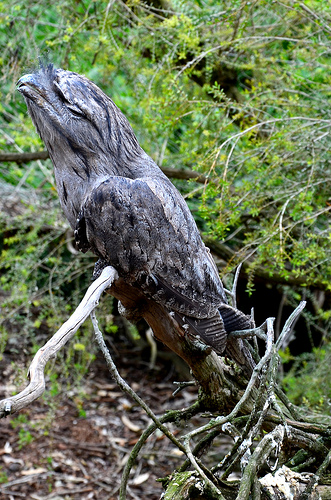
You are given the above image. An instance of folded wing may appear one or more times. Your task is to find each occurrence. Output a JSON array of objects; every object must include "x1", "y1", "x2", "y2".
[{"x1": 75, "y1": 175, "x2": 251, "y2": 355}]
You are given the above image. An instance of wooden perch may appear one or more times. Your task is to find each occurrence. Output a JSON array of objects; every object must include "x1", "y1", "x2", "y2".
[{"x1": 0, "y1": 264, "x2": 252, "y2": 418}]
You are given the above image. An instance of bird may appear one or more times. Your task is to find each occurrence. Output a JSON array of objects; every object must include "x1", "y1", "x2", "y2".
[{"x1": 17, "y1": 63, "x2": 253, "y2": 362}]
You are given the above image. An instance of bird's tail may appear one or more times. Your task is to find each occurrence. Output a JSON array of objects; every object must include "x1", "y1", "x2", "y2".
[
  {"x1": 219, "y1": 304, "x2": 256, "y2": 378},
  {"x1": 175, "y1": 305, "x2": 256, "y2": 378},
  {"x1": 218, "y1": 303, "x2": 253, "y2": 333},
  {"x1": 174, "y1": 312, "x2": 227, "y2": 355}
]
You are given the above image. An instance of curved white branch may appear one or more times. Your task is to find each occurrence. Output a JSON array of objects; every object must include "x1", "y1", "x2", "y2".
[{"x1": 0, "y1": 266, "x2": 118, "y2": 418}]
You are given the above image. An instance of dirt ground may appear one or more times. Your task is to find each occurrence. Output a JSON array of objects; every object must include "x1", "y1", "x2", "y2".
[{"x1": 0, "y1": 345, "x2": 221, "y2": 500}]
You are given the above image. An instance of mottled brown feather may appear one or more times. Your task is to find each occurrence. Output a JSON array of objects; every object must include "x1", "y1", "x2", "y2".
[{"x1": 17, "y1": 64, "x2": 253, "y2": 359}]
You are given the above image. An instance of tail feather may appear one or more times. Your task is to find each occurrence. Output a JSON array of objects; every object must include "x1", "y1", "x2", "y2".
[
  {"x1": 174, "y1": 305, "x2": 256, "y2": 378},
  {"x1": 219, "y1": 304, "x2": 253, "y2": 333},
  {"x1": 174, "y1": 311, "x2": 227, "y2": 354}
]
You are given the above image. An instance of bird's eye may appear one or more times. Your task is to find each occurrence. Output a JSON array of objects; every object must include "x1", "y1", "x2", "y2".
[
  {"x1": 54, "y1": 81, "x2": 67, "y2": 101},
  {"x1": 53, "y1": 82, "x2": 85, "y2": 118},
  {"x1": 67, "y1": 104, "x2": 85, "y2": 118}
]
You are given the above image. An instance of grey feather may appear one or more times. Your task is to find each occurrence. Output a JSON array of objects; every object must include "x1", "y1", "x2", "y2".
[{"x1": 17, "y1": 63, "x2": 253, "y2": 360}]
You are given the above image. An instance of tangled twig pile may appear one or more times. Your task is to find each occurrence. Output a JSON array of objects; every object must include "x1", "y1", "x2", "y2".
[{"x1": 1, "y1": 266, "x2": 330, "y2": 499}]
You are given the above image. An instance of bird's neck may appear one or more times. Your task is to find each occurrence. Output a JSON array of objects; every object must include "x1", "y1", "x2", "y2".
[{"x1": 51, "y1": 149, "x2": 166, "y2": 229}]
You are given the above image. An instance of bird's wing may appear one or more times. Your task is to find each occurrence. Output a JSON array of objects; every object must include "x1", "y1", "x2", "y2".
[{"x1": 75, "y1": 175, "x2": 226, "y2": 319}]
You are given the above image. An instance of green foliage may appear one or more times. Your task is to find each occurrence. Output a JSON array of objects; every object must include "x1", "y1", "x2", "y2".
[
  {"x1": 282, "y1": 344, "x2": 331, "y2": 413},
  {"x1": 0, "y1": 202, "x2": 90, "y2": 338},
  {"x1": 17, "y1": 427, "x2": 34, "y2": 449},
  {"x1": 74, "y1": 395, "x2": 87, "y2": 418},
  {"x1": 0, "y1": 467, "x2": 8, "y2": 484},
  {"x1": 10, "y1": 414, "x2": 34, "y2": 449},
  {"x1": 10, "y1": 413, "x2": 29, "y2": 429},
  {"x1": 2, "y1": 0, "x2": 330, "y2": 287},
  {"x1": 0, "y1": 324, "x2": 8, "y2": 360}
]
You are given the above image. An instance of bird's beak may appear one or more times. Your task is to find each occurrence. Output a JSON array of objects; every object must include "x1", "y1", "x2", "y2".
[
  {"x1": 17, "y1": 74, "x2": 35, "y2": 93},
  {"x1": 17, "y1": 74, "x2": 48, "y2": 105}
]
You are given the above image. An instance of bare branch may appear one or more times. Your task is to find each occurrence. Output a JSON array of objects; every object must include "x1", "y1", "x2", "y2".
[
  {"x1": 227, "y1": 323, "x2": 268, "y2": 341},
  {"x1": 161, "y1": 166, "x2": 207, "y2": 183},
  {"x1": 0, "y1": 266, "x2": 118, "y2": 418},
  {"x1": 231, "y1": 263, "x2": 242, "y2": 309},
  {"x1": 299, "y1": 3, "x2": 331, "y2": 34},
  {"x1": 275, "y1": 301, "x2": 306, "y2": 350},
  {"x1": 90, "y1": 311, "x2": 186, "y2": 454},
  {"x1": 0, "y1": 151, "x2": 49, "y2": 163},
  {"x1": 182, "y1": 434, "x2": 226, "y2": 500},
  {"x1": 181, "y1": 317, "x2": 276, "y2": 444},
  {"x1": 0, "y1": 150, "x2": 208, "y2": 183},
  {"x1": 237, "y1": 424, "x2": 286, "y2": 500},
  {"x1": 119, "y1": 403, "x2": 201, "y2": 500},
  {"x1": 224, "y1": 263, "x2": 243, "y2": 307}
]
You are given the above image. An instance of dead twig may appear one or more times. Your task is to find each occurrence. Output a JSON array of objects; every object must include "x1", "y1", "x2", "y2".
[
  {"x1": 119, "y1": 402, "x2": 201, "y2": 500},
  {"x1": 90, "y1": 310, "x2": 186, "y2": 454},
  {"x1": 0, "y1": 266, "x2": 118, "y2": 417},
  {"x1": 237, "y1": 424, "x2": 285, "y2": 500}
]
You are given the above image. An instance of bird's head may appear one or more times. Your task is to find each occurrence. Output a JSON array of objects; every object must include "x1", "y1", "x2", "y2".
[{"x1": 17, "y1": 64, "x2": 141, "y2": 174}]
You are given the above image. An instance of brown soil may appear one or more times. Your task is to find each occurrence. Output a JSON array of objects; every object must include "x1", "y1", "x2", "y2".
[{"x1": 0, "y1": 347, "x2": 208, "y2": 500}]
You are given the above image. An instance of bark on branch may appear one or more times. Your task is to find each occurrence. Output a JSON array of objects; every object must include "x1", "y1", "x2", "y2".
[
  {"x1": 0, "y1": 151, "x2": 49, "y2": 163},
  {"x1": 0, "y1": 265, "x2": 248, "y2": 417}
]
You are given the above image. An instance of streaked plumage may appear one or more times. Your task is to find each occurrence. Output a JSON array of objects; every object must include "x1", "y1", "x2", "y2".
[{"x1": 17, "y1": 64, "x2": 252, "y2": 358}]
